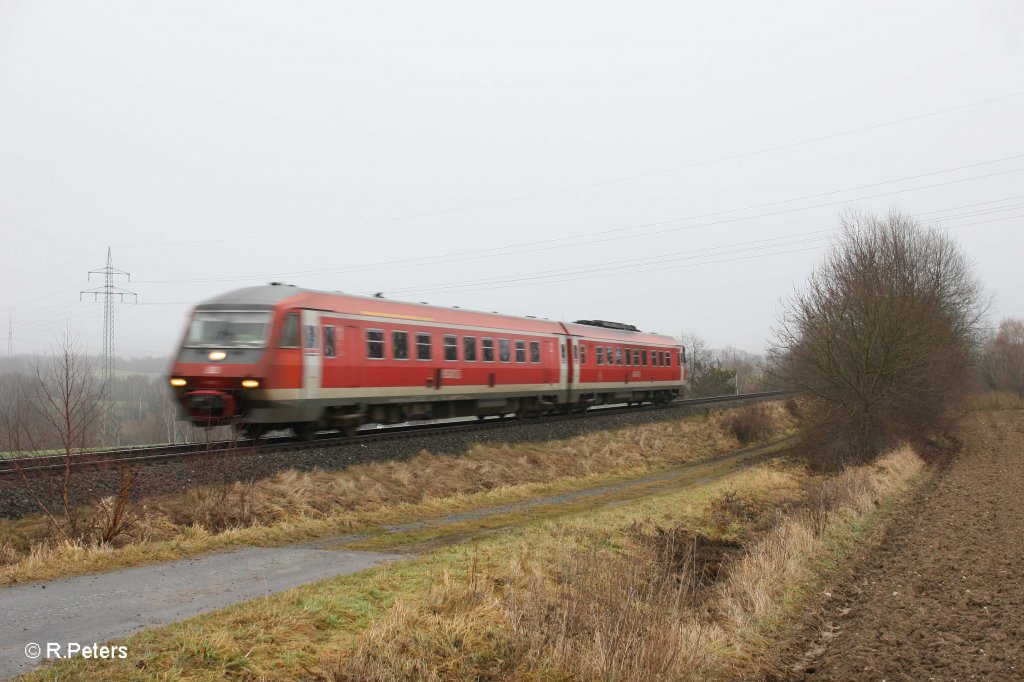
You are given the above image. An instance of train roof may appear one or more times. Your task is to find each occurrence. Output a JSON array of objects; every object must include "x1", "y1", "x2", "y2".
[{"x1": 195, "y1": 285, "x2": 679, "y2": 346}]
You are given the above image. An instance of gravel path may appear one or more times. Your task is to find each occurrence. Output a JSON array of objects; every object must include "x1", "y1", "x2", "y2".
[
  {"x1": 788, "y1": 409, "x2": 1024, "y2": 681},
  {"x1": 0, "y1": 546, "x2": 400, "y2": 680}
]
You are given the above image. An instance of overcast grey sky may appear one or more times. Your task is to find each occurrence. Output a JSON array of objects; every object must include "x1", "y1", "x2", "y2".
[{"x1": 1, "y1": 0, "x2": 1021, "y2": 358}]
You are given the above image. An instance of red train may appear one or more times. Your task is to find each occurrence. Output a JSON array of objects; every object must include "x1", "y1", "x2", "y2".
[{"x1": 169, "y1": 284, "x2": 687, "y2": 438}]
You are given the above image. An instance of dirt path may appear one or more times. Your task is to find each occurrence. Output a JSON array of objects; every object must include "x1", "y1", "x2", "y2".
[{"x1": 789, "y1": 410, "x2": 1024, "y2": 681}]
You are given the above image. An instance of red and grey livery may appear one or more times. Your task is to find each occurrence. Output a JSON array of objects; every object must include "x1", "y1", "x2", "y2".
[{"x1": 169, "y1": 284, "x2": 688, "y2": 438}]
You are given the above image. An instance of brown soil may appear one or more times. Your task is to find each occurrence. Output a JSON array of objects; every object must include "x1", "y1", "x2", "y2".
[{"x1": 785, "y1": 409, "x2": 1024, "y2": 681}]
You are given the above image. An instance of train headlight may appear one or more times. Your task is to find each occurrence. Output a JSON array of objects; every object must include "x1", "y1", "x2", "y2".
[
  {"x1": 169, "y1": 378, "x2": 187, "y2": 387},
  {"x1": 208, "y1": 351, "x2": 227, "y2": 361},
  {"x1": 241, "y1": 379, "x2": 260, "y2": 389}
]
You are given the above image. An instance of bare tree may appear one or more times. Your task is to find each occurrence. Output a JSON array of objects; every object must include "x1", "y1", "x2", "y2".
[
  {"x1": 6, "y1": 330, "x2": 141, "y2": 543},
  {"x1": 981, "y1": 318, "x2": 1024, "y2": 395},
  {"x1": 769, "y1": 208, "x2": 988, "y2": 466},
  {"x1": 680, "y1": 333, "x2": 736, "y2": 397}
]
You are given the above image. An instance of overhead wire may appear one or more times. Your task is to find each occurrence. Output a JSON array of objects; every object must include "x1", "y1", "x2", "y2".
[
  {"x1": 133, "y1": 157, "x2": 1024, "y2": 286},
  {"x1": 382, "y1": 211, "x2": 1024, "y2": 295},
  {"x1": 115, "y1": 90, "x2": 1024, "y2": 249}
]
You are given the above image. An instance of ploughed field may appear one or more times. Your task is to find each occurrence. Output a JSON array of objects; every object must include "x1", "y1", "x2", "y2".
[{"x1": 788, "y1": 408, "x2": 1024, "y2": 680}]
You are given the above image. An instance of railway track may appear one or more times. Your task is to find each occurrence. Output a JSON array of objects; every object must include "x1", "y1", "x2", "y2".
[{"x1": 0, "y1": 391, "x2": 786, "y2": 478}]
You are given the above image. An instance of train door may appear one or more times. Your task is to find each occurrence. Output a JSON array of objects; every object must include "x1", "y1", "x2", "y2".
[
  {"x1": 566, "y1": 337, "x2": 580, "y2": 404},
  {"x1": 300, "y1": 310, "x2": 322, "y2": 411},
  {"x1": 558, "y1": 337, "x2": 569, "y2": 403}
]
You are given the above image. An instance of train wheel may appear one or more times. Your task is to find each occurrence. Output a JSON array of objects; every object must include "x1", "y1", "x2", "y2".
[
  {"x1": 237, "y1": 424, "x2": 265, "y2": 441},
  {"x1": 293, "y1": 423, "x2": 317, "y2": 441}
]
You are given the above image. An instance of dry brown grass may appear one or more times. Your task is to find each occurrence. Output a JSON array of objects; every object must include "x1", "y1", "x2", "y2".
[
  {"x1": 329, "y1": 446, "x2": 924, "y2": 681},
  {"x1": 969, "y1": 390, "x2": 1024, "y2": 411},
  {"x1": 2, "y1": 403, "x2": 795, "y2": 585}
]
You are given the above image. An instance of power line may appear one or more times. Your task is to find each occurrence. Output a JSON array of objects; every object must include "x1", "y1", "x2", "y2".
[
  {"x1": 116, "y1": 91, "x2": 1024, "y2": 249},
  {"x1": 383, "y1": 211, "x2": 1024, "y2": 295},
  {"x1": 134, "y1": 157, "x2": 1024, "y2": 286}
]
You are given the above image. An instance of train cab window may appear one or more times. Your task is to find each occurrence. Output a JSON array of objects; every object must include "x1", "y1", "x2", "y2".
[
  {"x1": 324, "y1": 326, "x2": 335, "y2": 358},
  {"x1": 641, "y1": 349, "x2": 648, "y2": 366},
  {"x1": 596, "y1": 347, "x2": 604, "y2": 365},
  {"x1": 278, "y1": 313, "x2": 299, "y2": 348},
  {"x1": 615, "y1": 348, "x2": 623, "y2": 366},
  {"x1": 625, "y1": 347, "x2": 631, "y2": 366},
  {"x1": 515, "y1": 340, "x2": 526, "y2": 363},
  {"x1": 482, "y1": 338, "x2": 495, "y2": 362},
  {"x1": 393, "y1": 331, "x2": 409, "y2": 360},
  {"x1": 529, "y1": 340, "x2": 541, "y2": 363},
  {"x1": 499, "y1": 339, "x2": 511, "y2": 362},
  {"x1": 366, "y1": 330, "x2": 384, "y2": 359},
  {"x1": 444, "y1": 335, "x2": 458, "y2": 361},
  {"x1": 416, "y1": 333, "x2": 432, "y2": 360},
  {"x1": 464, "y1": 336, "x2": 477, "y2": 361},
  {"x1": 580, "y1": 344, "x2": 587, "y2": 365}
]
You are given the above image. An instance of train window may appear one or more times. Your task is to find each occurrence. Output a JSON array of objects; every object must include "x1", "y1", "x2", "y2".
[
  {"x1": 596, "y1": 346, "x2": 604, "y2": 365},
  {"x1": 366, "y1": 329, "x2": 384, "y2": 359},
  {"x1": 482, "y1": 338, "x2": 495, "y2": 362},
  {"x1": 499, "y1": 339, "x2": 511, "y2": 362},
  {"x1": 653, "y1": 350, "x2": 660, "y2": 367},
  {"x1": 580, "y1": 344, "x2": 587, "y2": 365},
  {"x1": 464, "y1": 336, "x2": 477, "y2": 362},
  {"x1": 444, "y1": 335, "x2": 458, "y2": 361},
  {"x1": 393, "y1": 331, "x2": 408, "y2": 360},
  {"x1": 664, "y1": 352, "x2": 671, "y2": 367},
  {"x1": 536, "y1": 341, "x2": 546, "y2": 363},
  {"x1": 515, "y1": 340, "x2": 526, "y2": 363},
  {"x1": 615, "y1": 348, "x2": 623, "y2": 366},
  {"x1": 606, "y1": 346, "x2": 614, "y2": 365},
  {"x1": 572, "y1": 344, "x2": 578, "y2": 360},
  {"x1": 324, "y1": 326, "x2": 335, "y2": 358},
  {"x1": 633, "y1": 349, "x2": 640, "y2": 366},
  {"x1": 416, "y1": 333, "x2": 432, "y2": 360},
  {"x1": 278, "y1": 313, "x2": 299, "y2": 348},
  {"x1": 625, "y1": 347, "x2": 631, "y2": 366},
  {"x1": 641, "y1": 349, "x2": 648, "y2": 366},
  {"x1": 304, "y1": 325, "x2": 318, "y2": 353}
]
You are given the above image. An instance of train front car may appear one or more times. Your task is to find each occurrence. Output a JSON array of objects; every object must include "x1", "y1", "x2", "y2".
[{"x1": 168, "y1": 286, "x2": 293, "y2": 434}]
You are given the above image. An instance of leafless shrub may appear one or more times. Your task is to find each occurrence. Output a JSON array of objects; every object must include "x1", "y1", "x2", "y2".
[
  {"x1": 769, "y1": 208, "x2": 988, "y2": 469},
  {"x1": 722, "y1": 403, "x2": 775, "y2": 445},
  {"x1": 783, "y1": 398, "x2": 801, "y2": 419},
  {"x1": 90, "y1": 462, "x2": 144, "y2": 545}
]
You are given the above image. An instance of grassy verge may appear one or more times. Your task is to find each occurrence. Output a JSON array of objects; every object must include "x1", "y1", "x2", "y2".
[
  {"x1": 24, "y1": 440, "x2": 925, "y2": 681},
  {"x1": 1, "y1": 403, "x2": 794, "y2": 586}
]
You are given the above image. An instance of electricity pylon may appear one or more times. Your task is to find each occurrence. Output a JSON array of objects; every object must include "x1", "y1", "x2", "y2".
[{"x1": 81, "y1": 247, "x2": 136, "y2": 445}]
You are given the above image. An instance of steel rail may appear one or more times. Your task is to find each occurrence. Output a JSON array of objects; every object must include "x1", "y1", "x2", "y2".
[{"x1": 0, "y1": 391, "x2": 787, "y2": 478}]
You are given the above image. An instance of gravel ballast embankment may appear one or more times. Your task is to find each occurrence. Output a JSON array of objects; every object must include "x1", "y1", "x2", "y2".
[{"x1": 0, "y1": 399, "x2": 767, "y2": 520}]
